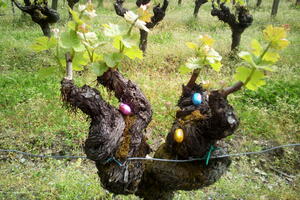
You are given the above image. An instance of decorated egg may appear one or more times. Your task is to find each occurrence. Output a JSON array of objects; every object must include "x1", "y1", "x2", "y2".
[
  {"x1": 174, "y1": 128, "x2": 184, "y2": 143},
  {"x1": 119, "y1": 103, "x2": 132, "y2": 115},
  {"x1": 192, "y1": 93, "x2": 202, "y2": 106}
]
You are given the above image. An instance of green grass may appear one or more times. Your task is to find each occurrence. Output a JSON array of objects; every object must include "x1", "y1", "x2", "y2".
[{"x1": 0, "y1": 0, "x2": 300, "y2": 199}]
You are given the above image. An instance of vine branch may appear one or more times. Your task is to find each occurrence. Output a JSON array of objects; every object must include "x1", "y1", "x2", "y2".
[{"x1": 114, "y1": 0, "x2": 169, "y2": 52}]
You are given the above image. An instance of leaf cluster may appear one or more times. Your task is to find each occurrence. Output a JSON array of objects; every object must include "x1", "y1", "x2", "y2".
[
  {"x1": 179, "y1": 35, "x2": 222, "y2": 74},
  {"x1": 179, "y1": 25, "x2": 289, "y2": 92},
  {"x1": 31, "y1": 3, "x2": 144, "y2": 77},
  {"x1": 234, "y1": 25, "x2": 289, "y2": 90}
]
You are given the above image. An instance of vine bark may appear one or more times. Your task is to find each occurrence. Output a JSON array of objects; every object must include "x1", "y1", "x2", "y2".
[
  {"x1": 12, "y1": 0, "x2": 60, "y2": 37},
  {"x1": 211, "y1": 3, "x2": 253, "y2": 51},
  {"x1": 61, "y1": 54, "x2": 242, "y2": 198},
  {"x1": 194, "y1": 0, "x2": 207, "y2": 18}
]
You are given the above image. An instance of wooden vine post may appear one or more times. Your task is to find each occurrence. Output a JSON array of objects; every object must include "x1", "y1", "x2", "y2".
[
  {"x1": 114, "y1": 0, "x2": 169, "y2": 53},
  {"x1": 11, "y1": 0, "x2": 15, "y2": 15},
  {"x1": 256, "y1": 0, "x2": 262, "y2": 7},
  {"x1": 271, "y1": 0, "x2": 280, "y2": 17},
  {"x1": 51, "y1": 0, "x2": 58, "y2": 10}
]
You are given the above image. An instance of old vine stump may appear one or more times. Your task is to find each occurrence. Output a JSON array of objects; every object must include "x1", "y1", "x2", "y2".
[{"x1": 61, "y1": 67, "x2": 239, "y2": 199}]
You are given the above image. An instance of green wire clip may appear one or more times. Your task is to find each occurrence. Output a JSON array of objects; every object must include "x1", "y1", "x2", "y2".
[{"x1": 205, "y1": 145, "x2": 218, "y2": 166}]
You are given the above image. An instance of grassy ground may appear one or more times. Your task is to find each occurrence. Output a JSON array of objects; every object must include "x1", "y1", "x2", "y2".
[{"x1": 0, "y1": 0, "x2": 299, "y2": 199}]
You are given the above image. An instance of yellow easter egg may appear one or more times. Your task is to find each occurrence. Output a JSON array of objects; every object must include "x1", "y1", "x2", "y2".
[{"x1": 174, "y1": 128, "x2": 184, "y2": 143}]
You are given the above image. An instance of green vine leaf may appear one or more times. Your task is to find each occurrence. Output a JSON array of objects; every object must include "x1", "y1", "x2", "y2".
[
  {"x1": 251, "y1": 39, "x2": 263, "y2": 57},
  {"x1": 112, "y1": 36, "x2": 123, "y2": 50},
  {"x1": 92, "y1": 62, "x2": 108, "y2": 76},
  {"x1": 183, "y1": 35, "x2": 222, "y2": 73},
  {"x1": 30, "y1": 3, "x2": 146, "y2": 78},
  {"x1": 235, "y1": 0, "x2": 245, "y2": 5},
  {"x1": 263, "y1": 25, "x2": 289, "y2": 50},
  {"x1": 256, "y1": 65, "x2": 277, "y2": 72},
  {"x1": 238, "y1": 51, "x2": 256, "y2": 66},
  {"x1": 137, "y1": 7, "x2": 153, "y2": 23},
  {"x1": 69, "y1": 8, "x2": 84, "y2": 25},
  {"x1": 246, "y1": 70, "x2": 266, "y2": 90},
  {"x1": 31, "y1": 37, "x2": 57, "y2": 52},
  {"x1": 234, "y1": 26, "x2": 289, "y2": 91},
  {"x1": 178, "y1": 65, "x2": 191, "y2": 74},
  {"x1": 186, "y1": 42, "x2": 197, "y2": 49},
  {"x1": 103, "y1": 53, "x2": 123, "y2": 68},
  {"x1": 60, "y1": 30, "x2": 85, "y2": 52},
  {"x1": 185, "y1": 57, "x2": 201, "y2": 70},
  {"x1": 234, "y1": 66, "x2": 266, "y2": 90},
  {"x1": 210, "y1": 61, "x2": 222, "y2": 72},
  {"x1": 67, "y1": 21, "x2": 76, "y2": 31},
  {"x1": 205, "y1": 48, "x2": 222, "y2": 72},
  {"x1": 103, "y1": 23, "x2": 125, "y2": 38},
  {"x1": 262, "y1": 51, "x2": 280, "y2": 63},
  {"x1": 198, "y1": 35, "x2": 215, "y2": 46},
  {"x1": 113, "y1": 36, "x2": 133, "y2": 50},
  {"x1": 234, "y1": 66, "x2": 250, "y2": 82},
  {"x1": 92, "y1": 53, "x2": 103, "y2": 62},
  {"x1": 124, "y1": 46, "x2": 143, "y2": 59},
  {"x1": 72, "y1": 53, "x2": 89, "y2": 71}
]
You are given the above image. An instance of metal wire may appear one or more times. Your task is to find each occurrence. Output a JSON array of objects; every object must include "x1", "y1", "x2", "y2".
[
  {"x1": 0, "y1": 149, "x2": 86, "y2": 159},
  {"x1": 128, "y1": 143, "x2": 300, "y2": 163},
  {"x1": 1, "y1": 143, "x2": 299, "y2": 164}
]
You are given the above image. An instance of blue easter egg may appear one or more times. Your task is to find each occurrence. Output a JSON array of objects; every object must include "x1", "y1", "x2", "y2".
[{"x1": 192, "y1": 93, "x2": 202, "y2": 105}]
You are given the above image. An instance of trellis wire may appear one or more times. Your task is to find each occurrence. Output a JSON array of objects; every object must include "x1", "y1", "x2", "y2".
[{"x1": 0, "y1": 143, "x2": 299, "y2": 166}]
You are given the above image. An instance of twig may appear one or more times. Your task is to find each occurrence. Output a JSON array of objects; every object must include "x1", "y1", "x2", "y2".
[
  {"x1": 222, "y1": 81, "x2": 244, "y2": 97},
  {"x1": 187, "y1": 69, "x2": 200, "y2": 88},
  {"x1": 65, "y1": 53, "x2": 73, "y2": 80},
  {"x1": 269, "y1": 166, "x2": 296, "y2": 179}
]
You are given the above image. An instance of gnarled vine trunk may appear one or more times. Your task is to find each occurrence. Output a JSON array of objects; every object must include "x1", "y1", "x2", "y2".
[
  {"x1": 12, "y1": 0, "x2": 60, "y2": 37},
  {"x1": 67, "y1": 0, "x2": 79, "y2": 18},
  {"x1": 67, "y1": 0, "x2": 79, "y2": 10},
  {"x1": 139, "y1": 30, "x2": 148, "y2": 53},
  {"x1": 211, "y1": 3, "x2": 253, "y2": 51},
  {"x1": 136, "y1": 144, "x2": 231, "y2": 199},
  {"x1": 194, "y1": 0, "x2": 207, "y2": 18},
  {"x1": 61, "y1": 50, "x2": 241, "y2": 198}
]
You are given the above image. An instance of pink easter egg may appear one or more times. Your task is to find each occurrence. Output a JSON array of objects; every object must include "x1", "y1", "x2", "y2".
[{"x1": 119, "y1": 103, "x2": 132, "y2": 115}]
